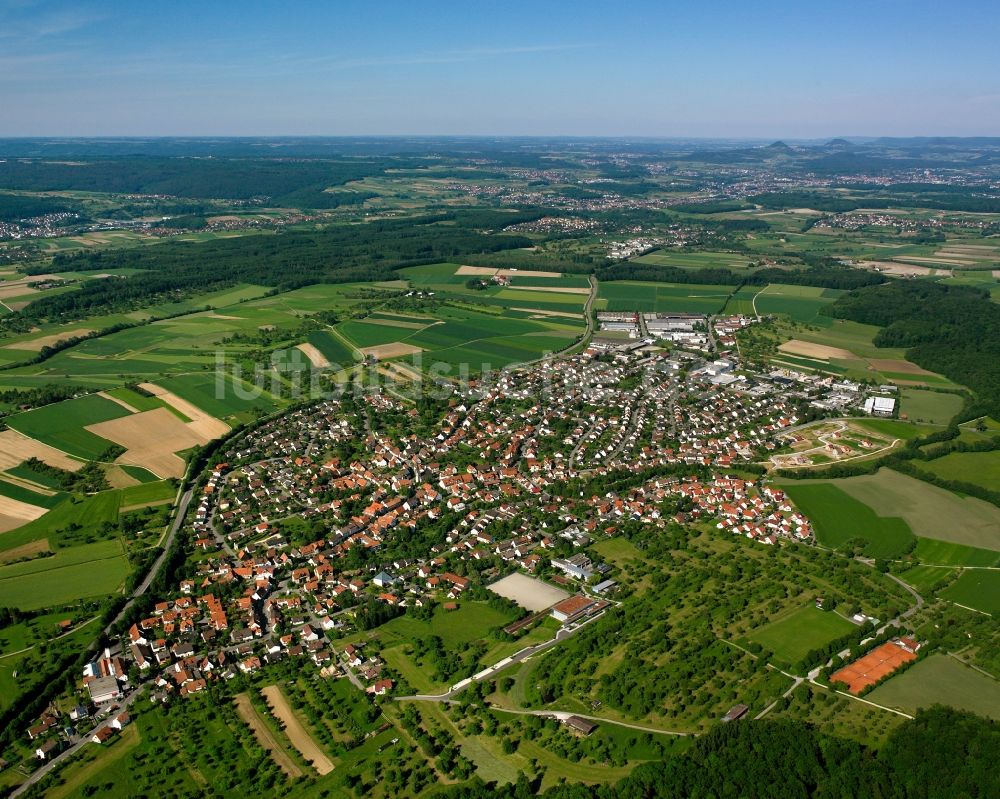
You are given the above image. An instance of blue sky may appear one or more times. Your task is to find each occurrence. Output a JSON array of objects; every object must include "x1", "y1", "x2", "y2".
[{"x1": 1, "y1": 0, "x2": 998, "y2": 137}]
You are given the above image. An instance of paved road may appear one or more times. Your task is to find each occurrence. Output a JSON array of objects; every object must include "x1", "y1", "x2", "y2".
[
  {"x1": 11, "y1": 689, "x2": 144, "y2": 797},
  {"x1": 493, "y1": 707, "x2": 692, "y2": 737},
  {"x1": 546, "y1": 274, "x2": 597, "y2": 361},
  {"x1": 105, "y1": 487, "x2": 194, "y2": 634},
  {"x1": 10, "y1": 484, "x2": 195, "y2": 796}
]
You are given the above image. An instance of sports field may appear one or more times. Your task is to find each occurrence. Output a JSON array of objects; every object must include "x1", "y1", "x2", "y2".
[
  {"x1": 488, "y1": 573, "x2": 570, "y2": 612},
  {"x1": 940, "y1": 570, "x2": 1000, "y2": 616},
  {"x1": 830, "y1": 642, "x2": 917, "y2": 694},
  {"x1": 868, "y1": 654, "x2": 1000, "y2": 720},
  {"x1": 745, "y1": 605, "x2": 855, "y2": 665},
  {"x1": 781, "y1": 481, "x2": 914, "y2": 558}
]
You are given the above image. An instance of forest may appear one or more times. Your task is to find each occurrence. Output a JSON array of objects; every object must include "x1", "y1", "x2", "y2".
[
  {"x1": 433, "y1": 708, "x2": 998, "y2": 799},
  {"x1": 0, "y1": 193, "x2": 79, "y2": 221},
  {"x1": 826, "y1": 281, "x2": 1000, "y2": 417},
  {"x1": 596, "y1": 261, "x2": 886, "y2": 290},
  {"x1": 0, "y1": 157, "x2": 395, "y2": 204},
  {"x1": 11, "y1": 216, "x2": 532, "y2": 322},
  {"x1": 751, "y1": 189, "x2": 1000, "y2": 214}
]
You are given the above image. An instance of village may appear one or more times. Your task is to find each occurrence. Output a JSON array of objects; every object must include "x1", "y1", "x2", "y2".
[{"x1": 14, "y1": 336, "x2": 874, "y2": 762}]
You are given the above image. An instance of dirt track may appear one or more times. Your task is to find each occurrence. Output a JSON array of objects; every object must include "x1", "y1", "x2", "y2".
[
  {"x1": 234, "y1": 694, "x2": 303, "y2": 777},
  {"x1": 261, "y1": 685, "x2": 334, "y2": 775}
]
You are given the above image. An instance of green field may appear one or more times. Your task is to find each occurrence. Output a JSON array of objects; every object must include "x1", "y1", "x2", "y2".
[
  {"x1": 370, "y1": 601, "x2": 517, "y2": 651},
  {"x1": 0, "y1": 489, "x2": 123, "y2": 551},
  {"x1": 745, "y1": 604, "x2": 856, "y2": 665},
  {"x1": 0, "y1": 477, "x2": 65, "y2": 509},
  {"x1": 4, "y1": 461, "x2": 65, "y2": 490},
  {"x1": 868, "y1": 654, "x2": 1000, "y2": 720},
  {"x1": 156, "y1": 372, "x2": 284, "y2": 423},
  {"x1": 896, "y1": 564, "x2": 956, "y2": 593},
  {"x1": 913, "y1": 537, "x2": 1000, "y2": 567},
  {"x1": 834, "y1": 469, "x2": 1000, "y2": 551},
  {"x1": 899, "y1": 389, "x2": 964, "y2": 425},
  {"x1": 853, "y1": 419, "x2": 933, "y2": 440},
  {"x1": 914, "y1": 449, "x2": 1000, "y2": 492},
  {"x1": 781, "y1": 481, "x2": 915, "y2": 557},
  {"x1": 306, "y1": 328, "x2": 358, "y2": 365},
  {"x1": 364, "y1": 303, "x2": 586, "y2": 374},
  {"x1": 0, "y1": 539, "x2": 128, "y2": 609},
  {"x1": 598, "y1": 281, "x2": 732, "y2": 313},
  {"x1": 940, "y1": 570, "x2": 1000, "y2": 615},
  {"x1": 753, "y1": 284, "x2": 841, "y2": 324},
  {"x1": 632, "y1": 249, "x2": 751, "y2": 270},
  {"x1": 119, "y1": 479, "x2": 176, "y2": 507},
  {"x1": 5, "y1": 394, "x2": 129, "y2": 460},
  {"x1": 350, "y1": 602, "x2": 518, "y2": 693},
  {"x1": 119, "y1": 464, "x2": 162, "y2": 484}
]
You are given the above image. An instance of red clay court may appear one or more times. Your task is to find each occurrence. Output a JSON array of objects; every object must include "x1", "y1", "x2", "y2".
[{"x1": 830, "y1": 642, "x2": 917, "y2": 694}]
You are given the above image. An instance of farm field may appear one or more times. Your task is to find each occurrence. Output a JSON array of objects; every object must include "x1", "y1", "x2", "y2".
[
  {"x1": 913, "y1": 449, "x2": 1000, "y2": 492},
  {"x1": 598, "y1": 281, "x2": 732, "y2": 313},
  {"x1": 0, "y1": 538, "x2": 128, "y2": 609},
  {"x1": 0, "y1": 480, "x2": 169, "y2": 553},
  {"x1": 305, "y1": 328, "x2": 358, "y2": 365},
  {"x1": 762, "y1": 315, "x2": 957, "y2": 388},
  {"x1": 5, "y1": 394, "x2": 129, "y2": 460},
  {"x1": 752, "y1": 284, "x2": 841, "y2": 324},
  {"x1": 351, "y1": 303, "x2": 586, "y2": 374},
  {"x1": 912, "y1": 537, "x2": 1000, "y2": 567},
  {"x1": 744, "y1": 604, "x2": 856, "y2": 665},
  {"x1": 833, "y1": 469, "x2": 1000, "y2": 551},
  {"x1": 939, "y1": 570, "x2": 1000, "y2": 615},
  {"x1": 631, "y1": 249, "x2": 752, "y2": 270},
  {"x1": 155, "y1": 371, "x2": 284, "y2": 424},
  {"x1": 895, "y1": 565, "x2": 956, "y2": 593},
  {"x1": 868, "y1": 654, "x2": 1000, "y2": 720},
  {"x1": 780, "y1": 481, "x2": 914, "y2": 558},
  {"x1": 233, "y1": 693, "x2": 303, "y2": 777}
]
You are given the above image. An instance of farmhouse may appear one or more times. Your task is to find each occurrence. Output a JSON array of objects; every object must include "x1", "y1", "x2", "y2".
[{"x1": 563, "y1": 715, "x2": 598, "y2": 735}]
